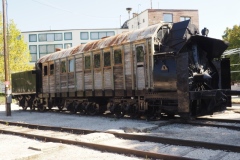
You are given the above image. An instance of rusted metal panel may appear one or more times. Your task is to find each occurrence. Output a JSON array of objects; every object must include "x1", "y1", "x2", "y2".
[{"x1": 37, "y1": 23, "x2": 164, "y2": 64}]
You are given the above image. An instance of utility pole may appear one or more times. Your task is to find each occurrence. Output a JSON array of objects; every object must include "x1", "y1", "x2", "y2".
[{"x1": 2, "y1": 0, "x2": 11, "y2": 116}]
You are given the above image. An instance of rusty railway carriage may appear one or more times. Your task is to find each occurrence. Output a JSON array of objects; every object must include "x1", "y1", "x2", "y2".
[{"x1": 12, "y1": 20, "x2": 232, "y2": 118}]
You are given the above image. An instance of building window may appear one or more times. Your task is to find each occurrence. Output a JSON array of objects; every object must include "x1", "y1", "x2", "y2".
[
  {"x1": 85, "y1": 56, "x2": 91, "y2": 69},
  {"x1": 90, "y1": 31, "x2": 115, "y2": 40},
  {"x1": 44, "y1": 66, "x2": 48, "y2": 76},
  {"x1": 38, "y1": 34, "x2": 47, "y2": 42},
  {"x1": 90, "y1": 32, "x2": 99, "y2": 40},
  {"x1": 69, "y1": 59, "x2": 74, "y2": 72},
  {"x1": 47, "y1": 44, "x2": 55, "y2": 53},
  {"x1": 99, "y1": 32, "x2": 107, "y2": 39},
  {"x1": 55, "y1": 44, "x2": 63, "y2": 50},
  {"x1": 143, "y1": 19, "x2": 145, "y2": 23},
  {"x1": 39, "y1": 44, "x2": 63, "y2": 56},
  {"x1": 50, "y1": 64, "x2": 54, "y2": 75},
  {"x1": 107, "y1": 31, "x2": 115, "y2": 36},
  {"x1": 47, "y1": 33, "x2": 54, "y2": 42},
  {"x1": 136, "y1": 46, "x2": 144, "y2": 62},
  {"x1": 114, "y1": 49, "x2": 122, "y2": 65},
  {"x1": 29, "y1": 45, "x2": 37, "y2": 62},
  {"x1": 29, "y1": 34, "x2": 37, "y2": 42},
  {"x1": 80, "y1": 32, "x2": 89, "y2": 40},
  {"x1": 104, "y1": 52, "x2": 111, "y2": 67},
  {"x1": 64, "y1": 43, "x2": 72, "y2": 49},
  {"x1": 64, "y1": 32, "x2": 72, "y2": 40},
  {"x1": 39, "y1": 45, "x2": 47, "y2": 54},
  {"x1": 38, "y1": 33, "x2": 63, "y2": 42},
  {"x1": 61, "y1": 61, "x2": 66, "y2": 73},
  {"x1": 94, "y1": 54, "x2": 100, "y2": 68},
  {"x1": 29, "y1": 45, "x2": 37, "y2": 54},
  {"x1": 163, "y1": 13, "x2": 173, "y2": 23},
  {"x1": 180, "y1": 16, "x2": 191, "y2": 22},
  {"x1": 55, "y1": 33, "x2": 63, "y2": 41}
]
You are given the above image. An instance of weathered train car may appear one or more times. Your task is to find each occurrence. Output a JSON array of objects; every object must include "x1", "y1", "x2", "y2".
[
  {"x1": 11, "y1": 70, "x2": 42, "y2": 110},
  {"x1": 12, "y1": 20, "x2": 231, "y2": 118}
]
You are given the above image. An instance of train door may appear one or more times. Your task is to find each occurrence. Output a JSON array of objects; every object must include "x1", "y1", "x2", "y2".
[{"x1": 135, "y1": 44, "x2": 146, "y2": 91}]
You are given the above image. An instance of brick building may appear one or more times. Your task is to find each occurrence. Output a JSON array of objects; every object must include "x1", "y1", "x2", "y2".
[{"x1": 127, "y1": 9, "x2": 199, "y2": 31}]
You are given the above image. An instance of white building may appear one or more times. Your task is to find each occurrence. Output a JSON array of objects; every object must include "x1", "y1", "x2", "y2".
[{"x1": 21, "y1": 28, "x2": 128, "y2": 63}]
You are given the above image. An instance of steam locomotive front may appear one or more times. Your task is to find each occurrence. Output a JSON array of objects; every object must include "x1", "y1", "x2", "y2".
[{"x1": 153, "y1": 20, "x2": 229, "y2": 117}]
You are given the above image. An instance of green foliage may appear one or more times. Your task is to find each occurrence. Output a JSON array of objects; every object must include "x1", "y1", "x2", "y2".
[
  {"x1": 222, "y1": 25, "x2": 240, "y2": 82},
  {"x1": 0, "y1": 13, "x2": 33, "y2": 82}
]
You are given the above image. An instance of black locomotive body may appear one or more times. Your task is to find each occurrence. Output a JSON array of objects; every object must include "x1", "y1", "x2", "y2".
[{"x1": 12, "y1": 20, "x2": 232, "y2": 118}]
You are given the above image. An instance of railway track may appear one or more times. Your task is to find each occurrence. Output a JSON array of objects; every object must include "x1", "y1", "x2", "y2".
[
  {"x1": 21, "y1": 107, "x2": 240, "y2": 131},
  {"x1": 171, "y1": 119, "x2": 240, "y2": 131},
  {"x1": 0, "y1": 120, "x2": 240, "y2": 159}
]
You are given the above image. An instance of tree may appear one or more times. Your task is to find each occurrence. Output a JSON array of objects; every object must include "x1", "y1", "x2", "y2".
[
  {"x1": 0, "y1": 13, "x2": 33, "y2": 82},
  {"x1": 222, "y1": 25, "x2": 240, "y2": 82}
]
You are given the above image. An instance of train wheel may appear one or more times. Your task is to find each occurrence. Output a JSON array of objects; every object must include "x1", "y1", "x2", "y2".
[
  {"x1": 129, "y1": 104, "x2": 140, "y2": 119},
  {"x1": 31, "y1": 98, "x2": 38, "y2": 111},
  {"x1": 38, "y1": 104, "x2": 45, "y2": 112},
  {"x1": 146, "y1": 106, "x2": 157, "y2": 121},
  {"x1": 69, "y1": 101, "x2": 78, "y2": 114},
  {"x1": 22, "y1": 99, "x2": 28, "y2": 110},
  {"x1": 58, "y1": 106, "x2": 64, "y2": 111},
  {"x1": 113, "y1": 103, "x2": 125, "y2": 118},
  {"x1": 87, "y1": 103, "x2": 99, "y2": 116}
]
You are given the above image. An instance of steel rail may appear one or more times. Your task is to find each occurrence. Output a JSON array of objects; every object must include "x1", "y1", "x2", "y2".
[
  {"x1": 171, "y1": 120, "x2": 240, "y2": 131},
  {"x1": 196, "y1": 118, "x2": 240, "y2": 124},
  {"x1": 1, "y1": 120, "x2": 240, "y2": 153},
  {"x1": 0, "y1": 129, "x2": 192, "y2": 160}
]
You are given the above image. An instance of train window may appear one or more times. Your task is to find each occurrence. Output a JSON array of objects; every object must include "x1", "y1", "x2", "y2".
[
  {"x1": 44, "y1": 66, "x2": 48, "y2": 76},
  {"x1": 61, "y1": 61, "x2": 66, "y2": 73},
  {"x1": 136, "y1": 46, "x2": 144, "y2": 62},
  {"x1": 50, "y1": 64, "x2": 54, "y2": 75},
  {"x1": 94, "y1": 54, "x2": 100, "y2": 68},
  {"x1": 85, "y1": 56, "x2": 91, "y2": 69},
  {"x1": 69, "y1": 59, "x2": 74, "y2": 72},
  {"x1": 104, "y1": 52, "x2": 111, "y2": 67},
  {"x1": 114, "y1": 49, "x2": 122, "y2": 65}
]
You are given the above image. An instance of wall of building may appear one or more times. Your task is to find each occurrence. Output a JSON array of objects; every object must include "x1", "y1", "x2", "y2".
[
  {"x1": 128, "y1": 9, "x2": 199, "y2": 31},
  {"x1": 128, "y1": 10, "x2": 149, "y2": 30},
  {"x1": 148, "y1": 9, "x2": 199, "y2": 29},
  {"x1": 22, "y1": 28, "x2": 128, "y2": 63}
]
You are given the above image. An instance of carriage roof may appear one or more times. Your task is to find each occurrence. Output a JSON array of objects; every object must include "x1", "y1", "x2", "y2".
[{"x1": 37, "y1": 23, "x2": 166, "y2": 63}]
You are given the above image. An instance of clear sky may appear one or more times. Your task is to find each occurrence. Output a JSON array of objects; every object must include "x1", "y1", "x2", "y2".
[{"x1": 1, "y1": 0, "x2": 240, "y2": 39}]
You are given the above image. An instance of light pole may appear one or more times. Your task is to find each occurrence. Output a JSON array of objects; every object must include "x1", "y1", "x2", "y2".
[
  {"x1": 2, "y1": 0, "x2": 11, "y2": 116},
  {"x1": 126, "y1": 7, "x2": 132, "y2": 20}
]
